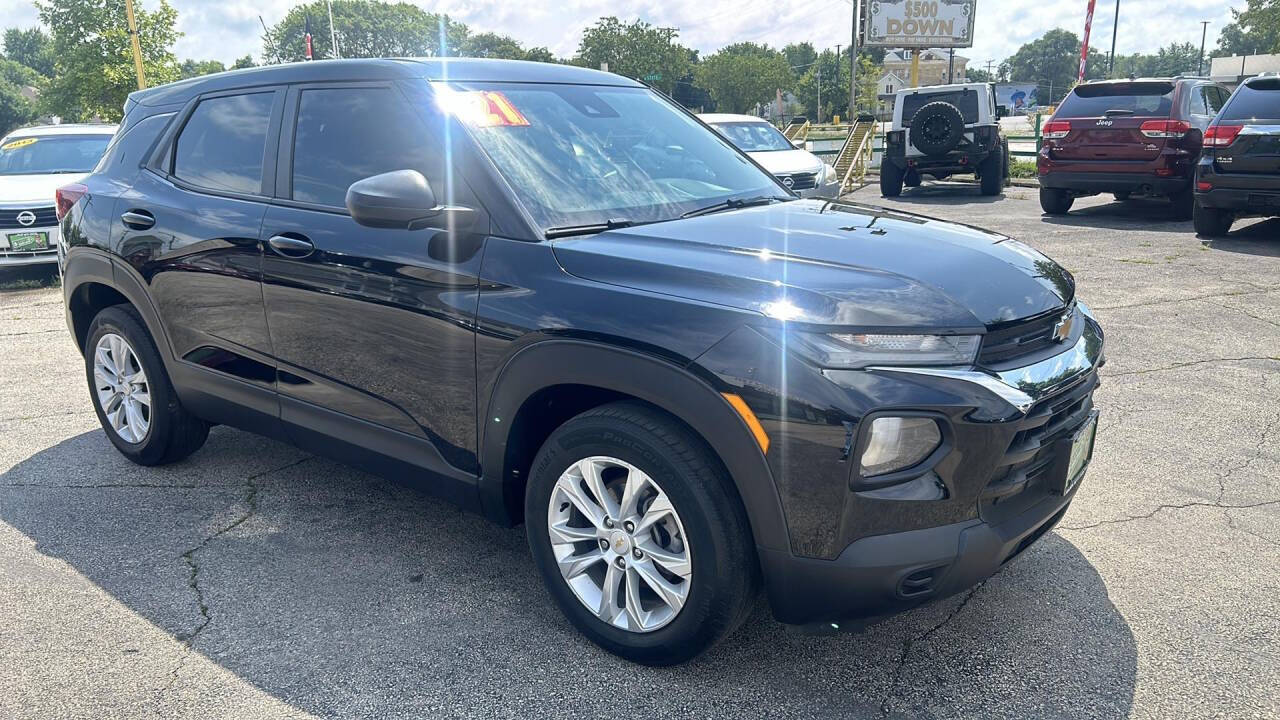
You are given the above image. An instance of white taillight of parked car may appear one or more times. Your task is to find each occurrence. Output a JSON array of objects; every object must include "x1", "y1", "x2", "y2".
[{"x1": 1203, "y1": 125, "x2": 1244, "y2": 147}]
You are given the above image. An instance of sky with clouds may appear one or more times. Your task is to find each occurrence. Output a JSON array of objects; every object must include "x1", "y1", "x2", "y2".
[{"x1": 0, "y1": 0, "x2": 1242, "y2": 71}]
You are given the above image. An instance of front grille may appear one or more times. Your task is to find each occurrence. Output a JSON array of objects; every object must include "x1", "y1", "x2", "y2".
[
  {"x1": 979, "y1": 307, "x2": 1068, "y2": 365},
  {"x1": 777, "y1": 171, "x2": 818, "y2": 190},
  {"x1": 980, "y1": 372, "x2": 1097, "y2": 523},
  {"x1": 0, "y1": 206, "x2": 57, "y2": 230}
]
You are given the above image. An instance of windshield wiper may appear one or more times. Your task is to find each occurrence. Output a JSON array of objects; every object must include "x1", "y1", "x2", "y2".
[
  {"x1": 544, "y1": 217, "x2": 638, "y2": 239},
  {"x1": 680, "y1": 195, "x2": 781, "y2": 219}
]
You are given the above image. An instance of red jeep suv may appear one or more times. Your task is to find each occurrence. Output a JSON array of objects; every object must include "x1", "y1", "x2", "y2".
[{"x1": 1037, "y1": 78, "x2": 1232, "y2": 217}]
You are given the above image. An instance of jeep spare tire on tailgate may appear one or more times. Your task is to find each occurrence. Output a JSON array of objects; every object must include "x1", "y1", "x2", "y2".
[{"x1": 910, "y1": 101, "x2": 965, "y2": 155}]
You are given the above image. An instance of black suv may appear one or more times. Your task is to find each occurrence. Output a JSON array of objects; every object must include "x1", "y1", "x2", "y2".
[
  {"x1": 1194, "y1": 75, "x2": 1280, "y2": 236},
  {"x1": 58, "y1": 59, "x2": 1103, "y2": 665}
]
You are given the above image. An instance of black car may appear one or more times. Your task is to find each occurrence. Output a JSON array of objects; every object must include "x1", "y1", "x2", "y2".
[
  {"x1": 58, "y1": 59, "x2": 1103, "y2": 665},
  {"x1": 1194, "y1": 75, "x2": 1280, "y2": 236}
]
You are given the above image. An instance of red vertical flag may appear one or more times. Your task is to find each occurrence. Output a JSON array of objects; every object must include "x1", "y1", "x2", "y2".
[
  {"x1": 304, "y1": 14, "x2": 314, "y2": 61},
  {"x1": 1078, "y1": 0, "x2": 1097, "y2": 82}
]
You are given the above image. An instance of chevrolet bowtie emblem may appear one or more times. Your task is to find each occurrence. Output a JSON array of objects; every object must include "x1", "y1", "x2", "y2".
[{"x1": 1052, "y1": 311, "x2": 1074, "y2": 343}]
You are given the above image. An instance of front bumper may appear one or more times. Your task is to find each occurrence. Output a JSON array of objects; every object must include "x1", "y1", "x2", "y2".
[
  {"x1": 798, "y1": 180, "x2": 842, "y2": 199},
  {"x1": 698, "y1": 307, "x2": 1104, "y2": 625}
]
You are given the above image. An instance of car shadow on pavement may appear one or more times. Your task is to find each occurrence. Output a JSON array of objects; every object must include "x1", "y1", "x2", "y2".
[
  {"x1": 883, "y1": 182, "x2": 1008, "y2": 205},
  {"x1": 1, "y1": 427, "x2": 1138, "y2": 719},
  {"x1": 1199, "y1": 218, "x2": 1280, "y2": 257},
  {"x1": 1037, "y1": 198, "x2": 1195, "y2": 233}
]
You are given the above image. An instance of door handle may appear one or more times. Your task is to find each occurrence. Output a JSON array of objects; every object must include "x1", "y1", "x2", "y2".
[
  {"x1": 120, "y1": 209, "x2": 155, "y2": 230},
  {"x1": 267, "y1": 234, "x2": 315, "y2": 258}
]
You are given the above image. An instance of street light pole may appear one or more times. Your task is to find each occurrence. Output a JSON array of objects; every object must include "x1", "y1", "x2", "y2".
[
  {"x1": 1108, "y1": 0, "x2": 1120, "y2": 76},
  {"x1": 1198, "y1": 21, "x2": 1210, "y2": 75}
]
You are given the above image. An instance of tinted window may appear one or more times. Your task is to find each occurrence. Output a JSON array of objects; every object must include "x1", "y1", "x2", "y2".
[
  {"x1": 291, "y1": 87, "x2": 432, "y2": 207},
  {"x1": 1220, "y1": 79, "x2": 1280, "y2": 123},
  {"x1": 901, "y1": 90, "x2": 979, "y2": 125},
  {"x1": 174, "y1": 92, "x2": 274, "y2": 194},
  {"x1": 1189, "y1": 88, "x2": 1210, "y2": 116},
  {"x1": 1056, "y1": 82, "x2": 1175, "y2": 118},
  {"x1": 0, "y1": 134, "x2": 111, "y2": 175},
  {"x1": 96, "y1": 113, "x2": 172, "y2": 174},
  {"x1": 1206, "y1": 86, "x2": 1228, "y2": 113}
]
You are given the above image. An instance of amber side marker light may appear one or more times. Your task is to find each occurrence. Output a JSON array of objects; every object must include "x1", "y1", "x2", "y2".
[{"x1": 722, "y1": 393, "x2": 770, "y2": 454}]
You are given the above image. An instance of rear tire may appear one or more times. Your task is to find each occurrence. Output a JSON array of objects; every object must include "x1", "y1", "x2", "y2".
[
  {"x1": 880, "y1": 162, "x2": 904, "y2": 197},
  {"x1": 1193, "y1": 203, "x2": 1235, "y2": 237},
  {"x1": 1170, "y1": 187, "x2": 1194, "y2": 220},
  {"x1": 1040, "y1": 187, "x2": 1074, "y2": 214},
  {"x1": 85, "y1": 305, "x2": 209, "y2": 465},
  {"x1": 979, "y1": 151, "x2": 1003, "y2": 196},
  {"x1": 525, "y1": 401, "x2": 757, "y2": 665}
]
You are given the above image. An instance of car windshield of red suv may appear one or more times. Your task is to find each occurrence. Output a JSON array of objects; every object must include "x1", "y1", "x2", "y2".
[{"x1": 1056, "y1": 82, "x2": 1175, "y2": 117}]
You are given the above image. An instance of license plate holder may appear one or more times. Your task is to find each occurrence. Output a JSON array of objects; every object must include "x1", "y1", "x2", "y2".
[
  {"x1": 6, "y1": 231, "x2": 48, "y2": 251},
  {"x1": 1049, "y1": 412, "x2": 1098, "y2": 496}
]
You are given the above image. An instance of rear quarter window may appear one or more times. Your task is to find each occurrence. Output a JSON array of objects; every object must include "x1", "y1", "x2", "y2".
[
  {"x1": 96, "y1": 113, "x2": 172, "y2": 174},
  {"x1": 1219, "y1": 79, "x2": 1280, "y2": 123},
  {"x1": 1056, "y1": 82, "x2": 1175, "y2": 118}
]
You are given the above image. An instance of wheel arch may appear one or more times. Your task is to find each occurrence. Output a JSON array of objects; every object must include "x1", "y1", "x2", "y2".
[
  {"x1": 479, "y1": 340, "x2": 789, "y2": 553},
  {"x1": 64, "y1": 249, "x2": 172, "y2": 363}
]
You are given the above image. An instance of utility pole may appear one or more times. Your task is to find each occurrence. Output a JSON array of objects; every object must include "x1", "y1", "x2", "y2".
[
  {"x1": 948, "y1": 48, "x2": 955, "y2": 83},
  {"x1": 836, "y1": 44, "x2": 841, "y2": 121},
  {"x1": 985, "y1": 59, "x2": 995, "y2": 78},
  {"x1": 124, "y1": 0, "x2": 146, "y2": 89},
  {"x1": 327, "y1": 0, "x2": 340, "y2": 59},
  {"x1": 1198, "y1": 21, "x2": 1210, "y2": 75},
  {"x1": 849, "y1": 0, "x2": 859, "y2": 118},
  {"x1": 1108, "y1": 0, "x2": 1120, "y2": 76}
]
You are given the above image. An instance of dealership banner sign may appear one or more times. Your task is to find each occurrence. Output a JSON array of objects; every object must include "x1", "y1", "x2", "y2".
[{"x1": 864, "y1": 0, "x2": 978, "y2": 48}]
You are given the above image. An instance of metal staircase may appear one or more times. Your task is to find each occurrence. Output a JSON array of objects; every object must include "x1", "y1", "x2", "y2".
[
  {"x1": 832, "y1": 121, "x2": 876, "y2": 194},
  {"x1": 783, "y1": 120, "x2": 810, "y2": 142}
]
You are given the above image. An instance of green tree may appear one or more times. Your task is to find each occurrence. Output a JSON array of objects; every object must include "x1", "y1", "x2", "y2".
[
  {"x1": 0, "y1": 59, "x2": 39, "y2": 134},
  {"x1": 966, "y1": 67, "x2": 994, "y2": 83},
  {"x1": 573, "y1": 17, "x2": 691, "y2": 95},
  {"x1": 458, "y1": 31, "x2": 555, "y2": 62},
  {"x1": 694, "y1": 42, "x2": 790, "y2": 114},
  {"x1": 263, "y1": 1, "x2": 467, "y2": 63},
  {"x1": 231, "y1": 55, "x2": 256, "y2": 70},
  {"x1": 3, "y1": 27, "x2": 55, "y2": 77},
  {"x1": 782, "y1": 42, "x2": 817, "y2": 76},
  {"x1": 796, "y1": 49, "x2": 878, "y2": 120},
  {"x1": 1215, "y1": 0, "x2": 1280, "y2": 55},
  {"x1": 36, "y1": 0, "x2": 181, "y2": 121},
  {"x1": 1003, "y1": 28, "x2": 1105, "y2": 103},
  {"x1": 179, "y1": 59, "x2": 226, "y2": 79}
]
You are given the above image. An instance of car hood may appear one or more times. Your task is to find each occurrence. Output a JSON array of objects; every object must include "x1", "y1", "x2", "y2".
[
  {"x1": 0, "y1": 172, "x2": 88, "y2": 206},
  {"x1": 746, "y1": 149, "x2": 825, "y2": 175},
  {"x1": 551, "y1": 199, "x2": 1073, "y2": 330}
]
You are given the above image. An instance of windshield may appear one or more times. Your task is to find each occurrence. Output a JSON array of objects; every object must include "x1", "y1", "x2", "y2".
[
  {"x1": 436, "y1": 82, "x2": 785, "y2": 231},
  {"x1": 710, "y1": 121, "x2": 794, "y2": 152},
  {"x1": 0, "y1": 134, "x2": 111, "y2": 175},
  {"x1": 1056, "y1": 82, "x2": 1175, "y2": 118}
]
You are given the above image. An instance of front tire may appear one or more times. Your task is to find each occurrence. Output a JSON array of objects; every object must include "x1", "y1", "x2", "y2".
[
  {"x1": 880, "y1": 162, "x2": 904, "y2": 197},
  {"x1": 1040, "y1": 187, "x2": 1074, "y2": 214},
  {"x1": 525, "y1": 401, "x2": 757, "y2": 665},
  {"x1": 1193, "y1": 203, "x2": 1235, "y2": 237},
  {"x1": 85, "y1": 305, "x2": 209, "y2": 465}
]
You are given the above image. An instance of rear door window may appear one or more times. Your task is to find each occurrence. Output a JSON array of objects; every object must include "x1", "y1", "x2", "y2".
[
  {"x1": 174, "y1": 92, "x2": 275, "y2": 195},
  {"x1": 1055, "y1": 82, "x2": 1175, "y2": 118},
  {"x1": 289, "y1": 86, "x2": 434, "y2": 207}
]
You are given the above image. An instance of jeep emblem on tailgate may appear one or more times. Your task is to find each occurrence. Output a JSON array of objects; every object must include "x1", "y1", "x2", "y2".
[{"x1": 1095, "y1": 119, "x2": 1113, "y2": 127}]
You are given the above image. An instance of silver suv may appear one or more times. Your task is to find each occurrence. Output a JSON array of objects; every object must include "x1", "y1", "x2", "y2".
[{"x1": 881, "y1": 83, "x2": 1008, "y2": 197}]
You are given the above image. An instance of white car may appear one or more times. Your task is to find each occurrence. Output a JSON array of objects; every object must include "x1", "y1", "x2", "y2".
[
  {"x1": 0, "y1": 123, "x2": 116, "y2": 268},
  {"x1": 700, "y1": 113, "x2": 840, "y2": 198}
]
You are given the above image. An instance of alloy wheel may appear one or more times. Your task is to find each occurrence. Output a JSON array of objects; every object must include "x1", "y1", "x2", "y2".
[
  {"x1": 547, "y1": 456, "x2": 692, "y2": 633},
  {"x1": 93, "y1": 332, "x2": 151, "y2": 443}
]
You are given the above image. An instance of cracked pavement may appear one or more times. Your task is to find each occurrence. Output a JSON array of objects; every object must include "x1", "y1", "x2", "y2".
[{"x1": 2, "y1": 185, "x2": 1277, "y2": 719}]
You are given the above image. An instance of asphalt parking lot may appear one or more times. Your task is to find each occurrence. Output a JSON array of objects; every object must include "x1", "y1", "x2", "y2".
[{"x1": 1, "y1": 185, "x2": 1277, "y2": 719}]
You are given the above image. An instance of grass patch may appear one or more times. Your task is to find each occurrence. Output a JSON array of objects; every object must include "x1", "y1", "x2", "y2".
[{"x1": 1009, "y1": 160, "x2": 1038, "y2": 179}]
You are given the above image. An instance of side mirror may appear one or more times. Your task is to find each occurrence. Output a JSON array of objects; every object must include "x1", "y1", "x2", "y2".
[{"x1": 346, "y1": 169, "x2": 438, "y2": 229}]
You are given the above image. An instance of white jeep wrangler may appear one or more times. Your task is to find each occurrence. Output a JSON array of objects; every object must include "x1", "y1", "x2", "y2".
[{"x1": 881, "y1": 82, "x2": 1009, "y2": 197}]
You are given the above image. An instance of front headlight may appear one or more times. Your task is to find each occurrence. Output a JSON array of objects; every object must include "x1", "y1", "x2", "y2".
[{"x1": 788, "y1": 332, "x2": 980, "y2": 369}]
